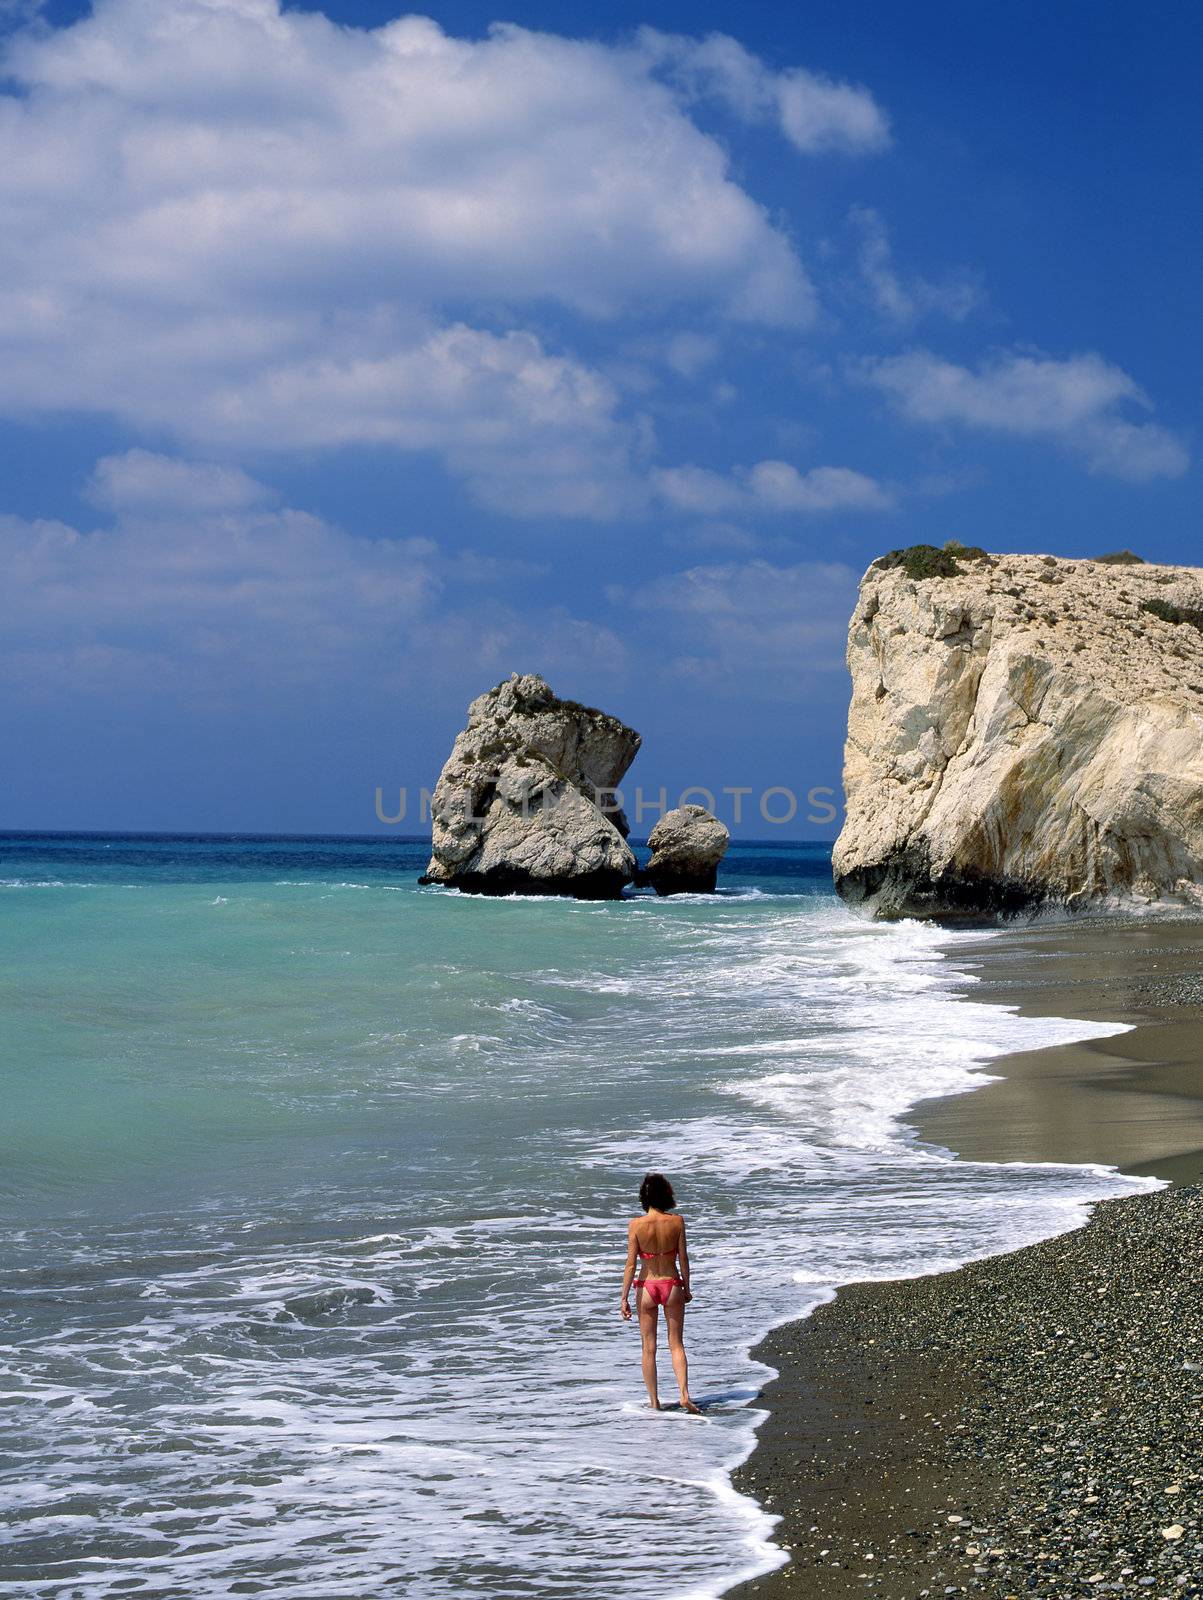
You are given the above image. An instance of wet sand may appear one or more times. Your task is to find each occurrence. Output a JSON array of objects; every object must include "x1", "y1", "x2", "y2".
[
  {"x1": 724, "y1": 914, "x2": 1203, "y2": 1600},
  {"x1": 917, "y1": 917, "x2": 1203, "y2": 1184}
]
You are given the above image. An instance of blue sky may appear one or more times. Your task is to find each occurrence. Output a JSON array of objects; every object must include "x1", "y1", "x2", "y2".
[{"x1": 1, "y1": 0, "x2": 1198, "y2": 836}]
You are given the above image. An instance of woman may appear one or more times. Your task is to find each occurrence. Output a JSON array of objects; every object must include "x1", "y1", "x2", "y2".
[{"x1": 620, "y1": 1172, "x2": 700, "y2": 1413}]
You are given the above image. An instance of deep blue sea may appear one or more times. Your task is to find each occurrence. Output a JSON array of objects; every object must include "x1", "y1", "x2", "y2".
[{"x1": 0, "y1": 834, "x2": 1151, "y2": 1599}]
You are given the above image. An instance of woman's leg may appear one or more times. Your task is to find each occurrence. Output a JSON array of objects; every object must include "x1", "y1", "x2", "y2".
[
  {"x1": 664, "y1": 1290, "x2": 699, "y2": 1412},
  {"x1": 637, "y1": 1287, "x2": 660, "y2": 1408}
]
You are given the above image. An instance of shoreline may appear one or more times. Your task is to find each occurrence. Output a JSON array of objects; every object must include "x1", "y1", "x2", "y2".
[
  {"x1": 919, "y1": 915, "x2": 1203, "y2": 1186},
  {"x1": 721, "y1": 913, "x2": 1203, "y2": 1600}
]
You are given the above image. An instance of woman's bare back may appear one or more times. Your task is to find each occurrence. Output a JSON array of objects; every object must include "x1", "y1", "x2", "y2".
[{"x1": 631, "y1": 1211, "x2": 683, "y2": 1279}]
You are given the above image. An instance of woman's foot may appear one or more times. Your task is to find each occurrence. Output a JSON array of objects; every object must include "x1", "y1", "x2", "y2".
[{"x1": 681, "y1": 1397, "x2": 701, "y2": 1415}]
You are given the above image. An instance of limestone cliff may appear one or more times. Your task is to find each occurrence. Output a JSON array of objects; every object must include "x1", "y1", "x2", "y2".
[
  {"x1": 833, "y1": 547, "x2": 1203, "y2": 918},
  {"x1": 420, "y1": 674, "x2": 640, "y2": 898}
]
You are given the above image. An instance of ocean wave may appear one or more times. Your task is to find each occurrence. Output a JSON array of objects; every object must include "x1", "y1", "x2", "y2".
[
  {"x1": 0, "y1": 877, "x2": 1158, "y2": 1600},
  {"x1": 1, "y1": 878, "x2": 96, "y2": 888}
]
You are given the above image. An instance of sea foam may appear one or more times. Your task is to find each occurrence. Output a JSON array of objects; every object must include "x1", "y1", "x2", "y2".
[{"x1": 0, "y1": 844, "x2": 1154, "y2": 1600}]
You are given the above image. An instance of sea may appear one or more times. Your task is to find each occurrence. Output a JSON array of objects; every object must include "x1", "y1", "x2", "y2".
[{"x1": 0, "y1": 833, "x2": 1155, "y2": 1600}]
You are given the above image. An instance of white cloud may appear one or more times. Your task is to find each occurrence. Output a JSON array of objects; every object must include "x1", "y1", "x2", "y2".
[
  {"x1": 621, "y1": 557, "x2": 860, "y2": 691},
  {"x1": 640, "y1": 29, "x2": 890, "y2": 154},
  {"x1": 776, "y1": 69, "x2": 888, "y2": 155},
  {"x1": 0, "y1": 455, "x2": 625, "y2": 702},
  {"x1": 86, "y1": 449, "x2": 275, "y2": 514},
  {"x1": 0, "y1": 1, "x2": 890, "y2": 514},
  {"x1": 849, "y1": 206, "x2": 981, "y2": 325},
  {"x1": 664, "y1": 519, "x2": 760, "y2": 553},
  {"x1": 204, "y1": 323, "x2": 645, "y2": 518},
  {"x1": 4, "y1": 6, "x2": 814, "y2": 324},
  {"x1": 664, "y1": 331, "x2": 720, "y2": 379},
  {"x1": 861, "y1": 349, "x2": 1189, "y2": 480},
  {"x1": 654, "y1": 459, "x2": 892, "y2": 515}
]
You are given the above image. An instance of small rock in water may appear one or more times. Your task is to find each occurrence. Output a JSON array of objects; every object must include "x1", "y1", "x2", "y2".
[{"x1": 642, "y1": 804, "x2": 729, "y2": 896}]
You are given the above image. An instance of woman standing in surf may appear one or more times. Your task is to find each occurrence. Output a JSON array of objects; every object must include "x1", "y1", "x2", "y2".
[{"x1": 620, "y1": 1172, "x2": 700, "y2": 1413}]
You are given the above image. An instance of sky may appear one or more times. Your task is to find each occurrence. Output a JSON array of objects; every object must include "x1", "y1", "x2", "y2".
[{"x1": 0, "y1": 0, "x2": 1199, "y2": 837}]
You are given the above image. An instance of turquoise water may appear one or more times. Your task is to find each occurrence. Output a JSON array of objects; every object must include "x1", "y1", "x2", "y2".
[{"x1": 0, "y1": 834, "x2": 1152, "y2": 1598}]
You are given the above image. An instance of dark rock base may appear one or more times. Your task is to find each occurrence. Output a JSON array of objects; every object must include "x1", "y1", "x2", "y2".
[
  {"x1": 417, "y1": 867, "x2": 632, "y2": 900},
  {"x1": 635, "y1": 865, "x2": 719, "y2": 896},
  {"x1": 836, "y1": 843, "x2": 1050, "y2": 922}
]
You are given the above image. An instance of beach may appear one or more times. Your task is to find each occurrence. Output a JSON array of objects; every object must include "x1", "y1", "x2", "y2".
[
  {"x1": 920, "y1": 918, "x2": 1203, "y2": 1185},
  {"x1": 7, "y1": 832, "x2": 1133, "y2": 1600},
  {"x1": 2, "y1": 5, "x2": 1197, "y2": 1598},
  {"x1": 1, "y1": 833, "x2": 1156, "y2": 1600},
  {"x1": 726, "y1": 915, "x2": 1203, "y2": 1599}
]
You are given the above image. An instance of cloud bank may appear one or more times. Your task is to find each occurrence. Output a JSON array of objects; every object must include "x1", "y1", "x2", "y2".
[
  {"x1": 0, "y1": 0, "x2": 892, "y2": 515},
  {"x1": 2, "y1": 451, "x2": 862, "y2": 714},
  {"x1": 0, "y1": 451, "x2": 629, "y2": 706}
]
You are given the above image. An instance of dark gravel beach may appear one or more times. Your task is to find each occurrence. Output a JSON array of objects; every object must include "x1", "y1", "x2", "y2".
[
  {"x1": 724, "y1": 916, "x2": 1203, "y2": 1600},
  {"x1": 727, "y1": 1185, "x2": 1203, "y2": 1600}
]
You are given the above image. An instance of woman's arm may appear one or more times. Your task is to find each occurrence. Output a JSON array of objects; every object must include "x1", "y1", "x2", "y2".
[
  {"x1": 678, "y1": 1218, "x2": 693, "y2": 1302},
  {"x1": 620, "y1": 1219, "x2": 638, "y2": 1320}
]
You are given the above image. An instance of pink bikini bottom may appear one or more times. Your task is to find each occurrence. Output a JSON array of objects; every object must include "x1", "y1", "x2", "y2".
[{"x1": 637, "y1": 1278, "x2": 683, "y2": 1308}]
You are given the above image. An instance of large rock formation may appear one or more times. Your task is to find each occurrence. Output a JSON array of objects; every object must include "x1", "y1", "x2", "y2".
[
  {"x1": 834, "y1": 546, "x2": 1203, "y2": 919},
  {"x1": 643, "y1": 805, "x2": 730, "y2": 895},
  {"x1": 420, "y1": 674, "x2": 641, "y2": 898}
]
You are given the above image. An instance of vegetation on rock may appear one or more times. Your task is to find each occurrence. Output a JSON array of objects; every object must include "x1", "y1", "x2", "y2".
[
  {"x1": 872, "y1": 541, "x2": 990, "y2": 581},
  {"x1": 1143, "y1": 597, "x2": 1203, "y2": 633}
]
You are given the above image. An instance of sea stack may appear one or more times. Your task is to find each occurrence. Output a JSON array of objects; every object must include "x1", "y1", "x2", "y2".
[
  {"x1": 420, "y1": 673, "x2": 641, "y2": 898},
  {"x1": 643, "y1": 805, "x2": 730, "y2": 894},
  {"x1": 833, "y1": 545, "x2": 1203, "y2": 919}
]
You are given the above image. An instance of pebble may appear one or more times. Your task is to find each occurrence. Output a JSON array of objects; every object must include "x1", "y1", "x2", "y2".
[{"x1": 726, "y1": 1187, "x2": 1203, "y2": 1600}]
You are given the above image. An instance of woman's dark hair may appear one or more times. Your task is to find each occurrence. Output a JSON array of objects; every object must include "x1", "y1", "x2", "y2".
[{"x1": 639, "y1": 1172, "x2": 676, "y2": 1212}]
